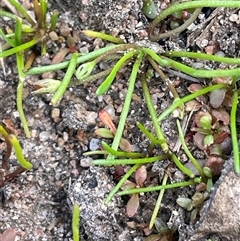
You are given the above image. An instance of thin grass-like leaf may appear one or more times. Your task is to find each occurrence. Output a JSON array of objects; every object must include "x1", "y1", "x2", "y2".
[
  {"x1": 230, "y1": 90, "x2": 240, "y2": 174},
  {"x1": 106, "y1": 51, "x2": 144, "y2": 161},
  {"x1": 51, "y1": 52, "x2": 79, "y2": 105},
  {"x1": 102, "y1": 141, "x2": 145, "y2": 158},
  {"x1": 8, "y1": 134, "x2": 33, "y2": 169},
  {"x1": 82, "y1": 30, "x2": 125, "y2": 44},
  {"x1": 8, "y1": 0, "x2": 36, "y2": 26},
  {"x1": 96, "y1": 49, "x2": 137, "y2": 95}
]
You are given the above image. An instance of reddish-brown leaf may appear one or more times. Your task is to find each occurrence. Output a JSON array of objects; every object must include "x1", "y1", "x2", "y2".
[
  {"x1": 0, "y1": 228, "x2": 16, "y2": 241},
  {"x1": 214, "y1": 132, "x2": 229, "y2": 144},
  {"x1": 135, "y1": 165, "x2": 147, "y2": 187},
  {"x1": 127, "y1": 194, "x2": 139, "y2": 217},
  {"x1": 99, "y1": 109, "x2": 116, "y2": 132},
  {"x1": 187, "y1": 84, "x2": 202, "y2": 93},
  {"x1": 52, "y1": 48, "x2": 69, "y2": 64}
]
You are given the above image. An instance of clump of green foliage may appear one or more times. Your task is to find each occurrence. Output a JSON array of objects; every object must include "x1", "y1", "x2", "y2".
[
  {"x1": 0, "y1": 0, "x2": 59, "y2": 137},
  {"x1": 1, "y1": 0, "x2": 240, "y2": 239}
]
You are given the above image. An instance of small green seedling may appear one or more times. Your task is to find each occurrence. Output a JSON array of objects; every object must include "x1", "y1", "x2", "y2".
[
  {"x1": 72, "y1": 203, "x2": 80, "y2": 241},
  {"x1": 0, "y1": 124, "x2": 32, "y2": 191}
]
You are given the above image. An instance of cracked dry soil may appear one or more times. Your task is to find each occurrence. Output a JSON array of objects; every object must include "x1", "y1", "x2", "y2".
[{"x1": 1, "y1": 0, "x2": 240, "y2": 240}]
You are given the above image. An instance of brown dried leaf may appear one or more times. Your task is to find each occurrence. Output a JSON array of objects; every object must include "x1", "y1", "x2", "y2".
[
  {"x1": 3, "y1": 119, "x2": 20, "y2": 136},
  {"x1": 211, "y1": 109, "x2": 229, "y2": 125},
  {"x1": 144, "y1": 234, "x2": 163, "y2": 241},
  {"x1": 204, "y1": 44, "x2": 219, "y2": 54},
  {"x1": 99, "y1": 109, "x2": 116, "y2": 132},
  {"x1": 144, "y1": 234, "x2": 171, "y2": 241},
  {"x1": 135, "y1": 165, "x2": 147, "y2": 187},
  {"x1": 119, "y1": 137, "x2": 132, "y2": 152},
  {"x1": 185, "y1": 100, "x2": 201, "y2": 112},
  {"x1": 212, "y1": 76, "x2": 232, "y2": 85},
  {"x1": 127, "y1": 194, "x2": 139, "y2": 217},
  {"x1": 0, "y1": 228, "x2": 16, "y2": 241},
  {"x1": 222, "y1": 90, "x2": 233, "y2": 107},
  {"x1": 193, "y1": 132, "x2": 205, "y2": 150}
]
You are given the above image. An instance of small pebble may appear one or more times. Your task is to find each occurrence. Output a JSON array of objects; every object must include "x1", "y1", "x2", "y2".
[
  {"x1": 39, "y1": 131, "x2": 51, "y2": 142},
  {"x1": 89, "y1": 138, "x2": 100, "y2": 151}
]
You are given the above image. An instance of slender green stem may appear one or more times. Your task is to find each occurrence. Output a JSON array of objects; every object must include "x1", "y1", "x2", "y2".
[
  {"x1": 39, "y1": 0, "x2": 48, "y2": 28},
  {"x1": 72, "y1": 203, "x2": 80, "y2": 241},
  {"x1": 15, "y1": 20, "x2": 31, "y2": 138},
  {"x1": 147, "y1": 55, "x2": 179, "y2": 99},
  {"x1": 230, "y1": 90, "x2": 240, "y2": 174},
  {"x1": 50, "y1": 52, "x2": 78, "y2": 105},
  {"x1": 0, "y1": 28, "x2": 17, "y2": 47},
  {"x1": 0, "y1": 38, "x2": 38, "y2": 58},
  {"x1": 26, "y1": 45, "x2": 121, "y2": 75},
  {"x1": 96, "y1": 49, "x2": 137, "y2": 95},
  {"x1": 150, "y1": 8, "x2": 202, "y2": 41},
  {"x1": 0, "y1": 9, "x2": 21, "y2": 21},
  {"x1": 136, "y1": 122, "x2": 165, "y2": 145},
  {"x1": 105, "y1": 164, "x2": 140, "y2": 204},
  {"x1": 157, "y1": 84, "x2": 226, "y2": 122},
  {"x1": 117, "y1": 180, "x2": 196, "y2": 195},
  {"x1": 170, "y1": 152, "x2": 195, "y2": 178},
  {"x1": 83, "y1": 150, "x2": 107, "y2": 156},
  {"x1": 149, "y1": 173, "x2": 168, "y2": 229},
  {"x1": 176, "y1": 119, "x2": 203, "y2": 176},
  {"x1": 142, "y1": 71, "x2": 168, "y2": 152},
  {"x1": 50, "y1": 10, "x2": 59, "y2": 31},
  {"x1": 102, "y1": 141, "x2": 146, "y2": 158},
  {"x1": 144, "y1": 47, "x2": 240, "y2": 78},
  {"x1": 149, "y1": 1, "x2": 240, "y2": 41},
  {"x1": 94, "y1": 44, "x2": 136, "y2": 65},
  {"x1": 107, "y1": 51, "x2": 144, "y2": 160},
  {"x1": 82, "y1": 30, "x2": 125, "y2": 44},
  {"x1": 92, "y1": 155, "x2": 169, "y2": 166},
  {"x1": 0, "y1": 125, "x2": 12, "y2": 161},
  {"x1": 8, "y1": 134, "x2": 33, "y2": 169},
  {"x1": 164, "y1": 51, "x2": 240, "y2": 65},
  {"x1": 0, "y1": 125, "x2": 9, "y2": 138}
]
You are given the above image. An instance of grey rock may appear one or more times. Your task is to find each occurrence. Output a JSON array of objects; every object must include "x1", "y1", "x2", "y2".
[{"x1": 180, "y1": 160, "x2": 240, "y2": 241}]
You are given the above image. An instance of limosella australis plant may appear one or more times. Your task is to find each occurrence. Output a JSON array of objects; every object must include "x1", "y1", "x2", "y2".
[
  {"x1": 2, "y1": 0, "x2": 240, "y2": 238},
  {"x1": 0, "y1": 0, "x2": 59, "y2": 137}
]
